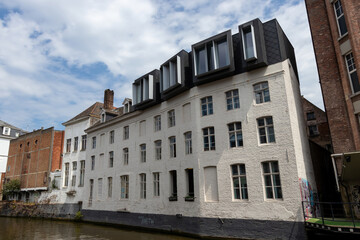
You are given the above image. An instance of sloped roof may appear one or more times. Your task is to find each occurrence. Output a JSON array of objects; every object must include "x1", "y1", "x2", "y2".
[
  {"x1": 0, "y1": 120, "x2": 26, "y2": 132},
  {"x1": 62, "y1": 102, "x2": 103, "y2": 126}
]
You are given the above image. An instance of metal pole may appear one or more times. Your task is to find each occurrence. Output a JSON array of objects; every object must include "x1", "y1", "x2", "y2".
[
  {"x1": 321, "y1": 202, "x2": 325, "y2": 225},
  {"x1": 350, "y1": 203, "x2": 356, "y2": 228},
  {"x1": 330, "y1": 203, "x2": 334, "y2": 221}
]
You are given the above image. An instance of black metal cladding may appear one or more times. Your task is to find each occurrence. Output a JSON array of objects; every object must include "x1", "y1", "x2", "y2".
[{"x1": 132, "y1": 69, "x2": 160, "y2": 110}]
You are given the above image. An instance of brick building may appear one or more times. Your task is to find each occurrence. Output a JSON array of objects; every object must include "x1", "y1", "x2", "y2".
[
  {"x1": 3, "y1": 127, "x2": 64, "y2": 202},
  {"x1": 305, "y1": 0, "x2": 360, "y2": 207}
]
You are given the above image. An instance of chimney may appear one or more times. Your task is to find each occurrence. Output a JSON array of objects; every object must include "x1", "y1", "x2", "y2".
[{"x1": 104, "y1": 89, "x2": 114, "y2": 110}]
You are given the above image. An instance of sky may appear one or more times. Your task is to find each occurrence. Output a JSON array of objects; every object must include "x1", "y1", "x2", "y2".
[{"x1": 0, "y1": 0, "x2": 322, "y2": 131}]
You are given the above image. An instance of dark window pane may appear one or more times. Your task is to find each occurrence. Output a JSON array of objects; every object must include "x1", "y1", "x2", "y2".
[
  {"x1": 240, "y1": 164, "x2": 246, "y2": 175},
  {"x1": 232, "y1": 165, "x2": 238, "y2": 175},
  {"x1": 263, "y1": 162, "x2": 270, "y2": 173},
  {"x1": 217, "y1": 39, "x2": 229, "y2": 68},
  {"x1": 243, "y1": 28, "x2": 255, "y2": 59},
  {"x1": 266, "y1": 187, "x2": 273, "y2": 199},
  {"x1": 338, "y1": 15, "x2": 348, "y2": 36},
  {"x1": 264, "y1": 175, "x2": 272, "y2": 187},
  {"x1": 242, "y1": 188, "x2": 248, "y2": 199},
  {"x1": 350, "y1": 71, "x2": 360, "y2": 93},
  {"x1": 207, "y1": 44, "x2": 215, "y2": 71},
  {"x1": 196, "y1": 47, "x2": 207, "y2": 74},
  {"x1": 271, "y1": 161, "x2": 279, "y2": 173}
]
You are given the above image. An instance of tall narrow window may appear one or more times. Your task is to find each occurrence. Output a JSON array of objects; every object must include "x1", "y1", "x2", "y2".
[
  {"x1": 64, "y1": 163, "x2": 69, "y2": 187},
  {"x1": 140, "y1": 173, "x2": 146, "y2": 199},
  {"x1": 254, "y1": 82, "x2": 270, "y2": 104},
  {"x1": 133, "y1": 76, "x2": 153, "y2": 105},
  {"x1": 66, "y1": 139, "x2": 71, "y2": 153},
  {"x1": 201, "y1": 96, "x2": 213, "y2": 116},
  {"x1": 120, "y1": 175, "x2": 129, "y2": 199},
  {"x1": 333, "y1": 0, "x2": 348, "y2": 37},
  {"x1": 81, "y1": 135, "x2": 87, "y2": 150},
  {"x1": 203, "y1": 127, "x2": 215, "y2": 151},
  {"x1": 226, "y1": 89, "x2": 240, "y2": 110},
  {"x1": 140, "y1": 144, "x2": 146, "y2": 162},
  {"x1": 72, "y1": 162, "x2": 77, "y2": 187},
  {"x1": 123, "y1": 126, "x2": 129, "y2": 140},
  {"x1": 74, "y1": 137, "x2": 78, "y2": 151},
  {"x1": 231, "y1": 164, "x2": 248, "y2": 200},
  {"x1": 123, "y1": 148, "x2": 129, "y2": 165},
  {"x1": 184, "y1": 132, "x2": 192, "y2": 155},
  {"x1": 98, "y1": 178, "x2": 103, "y2": 198},
  {"x1": 345, "y1": 52, "x2": 359, "y2": 93},
  {"x1": 109, "y1": 130, "x2": 115, "y2": 144},
  {"x1": 185, "y1": 169, "x2": 194, "y2": 200},
  {"x1": 155, "y1": 140, "x2": 162, "y2": 160},
  {"x1": 108, "y1": 177, "x2": 113, "y2": 198},
  {"x1": 154, "y1": 115, "x2": 161, "y2": 132},
  {"x1": 109, "y1": 151, "x2": 114, "y2": 168},
  {"x1": 257, "y1": 117, "x2": 275, "y2": 144},
  {"x1": 228, "y1": 122, "x2": 243, "y2": 148},
  {"x1": 153, "y1": 172, "x2": 160, "y2": 197},
  {"x1": 92, "y1": 136, "x2": 96, "y2": 149},
  {"x1": 169, "y1": 136, "x2": 176, "y2": 158},
  {"x1": 91, "y1": 155, "x2": 95, "y2": 170},
  {"x1": 262, "y1": 161, "x2": 282, "y2": 199},
  {"x1": 169, "y1": 170, "x2": 177, "y2": 201},
  {"x1": 161, "y1": 57, "x2": 180, "y2": 91},
  {"x1": 242, "y1": 25, "x2": 257, "y2": 60},
  {"x1": 168, "y1": 110, "x2": 176, "y2": 127},
  {"x1": 79, "y1": 160, "x2": 85, "y2": 187},
  {"x1": 89, "y1": 179, "x2": 94, "y2": 206}
]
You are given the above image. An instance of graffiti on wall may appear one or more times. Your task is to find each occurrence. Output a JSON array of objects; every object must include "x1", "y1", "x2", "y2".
[{"x1": 299, "y1": 178, "x2": 318, "y2": 219}]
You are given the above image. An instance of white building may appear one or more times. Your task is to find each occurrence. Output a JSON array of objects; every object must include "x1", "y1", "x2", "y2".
[{"x1": 81, "y1": 19, "x2": 316, "y2": 239}]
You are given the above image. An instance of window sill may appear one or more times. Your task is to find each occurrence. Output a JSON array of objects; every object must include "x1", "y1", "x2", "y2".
[
  {"x1": 259, "y1": 142, "x2": 276, "y2": 146},
  {"x1": 337, "y1": 32, "x2": 348, "y2": 42},
  {"x1": 184, "y1": 196, "x2": 195, "y2": 202},
  {"x1": 349, "y1": 90, "x2": 360, "y2": 99},
  {"x1": 169, "y1": 196, "x2": 178, "y2": 201}
]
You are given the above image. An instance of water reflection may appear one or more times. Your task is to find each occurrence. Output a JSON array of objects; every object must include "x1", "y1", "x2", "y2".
[{"x1": 0, "y1": 217, "x2": 196, "y2": 240}]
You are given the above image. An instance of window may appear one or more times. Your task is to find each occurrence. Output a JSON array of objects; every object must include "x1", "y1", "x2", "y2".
[
  {"x1": 169, "y1": 170, "x2": 177, "y2": 201},
  {"x1": 161, "y1": 57, "x2": 180, "y2": 91},
  {"x1": 306, "y1": 112, "x2": 316, "y2": 121},
  {"x1": 203, "y1": 127, "x2": 215, "y2": 151},
  {"x1": 345, "y1": 52, "x2": 359, "y2": 93},
  {"x1": 120, "y1": 175, "x2": 129, "y2": 199},
  {"x1": 254, "y1": 82, "x2": 270, "y2": 104},
  {"x1": 140, "y1": 173, "x2": 146, "y2": 199},
  {"x1": 81, "y1": 135, "x2": 87, "y2": 150},
  {"x1": 139, "y1": 120, "x2": 146, "y2": 136},
  {"x1": 257, "y1": 117, "x2": 275, "y2": 144},
  {"x1": 262, "y1": 161, "x2": 282, "y2": 199},
  {"x1": 101, "y1": 113, "x2": 105, "y2": 123},
  {"x1": 133, "y1": 75, "x2": 154, "y2": 105},
  {"x1": 71, "y1": 174, "x2": 76, "y2": 187},
  {"x1": 333, "y1": 0, "x2": 348, "y2": 37},
  {"x1": 91, "y1": 156, "x2": 95, "y2": 170},
  {"x1": 72, "y1": 161, "x2": 77, "y2": 171},
  {"x1": 98, "y1": 178, "x2": 103, "y2": 198},
  {"x1": 226, "y1": 89, "x2": 240, "y2": 110},
  {"x1": 108, "y1": 177, "x2": 113, "y2": 198},
  {"x1": 228, "y1": 122, "x2": 243, "y2": 148},
  {"x1": 154, "y1": 115, "x2": 161, "y2": 132},
  {"x1": 169, "y1": 136, "x2": 176, "y2": 158},
  {"x1": 241, "y1": 25, "x2": 257, "y2": 60},
  {"x1": 185, "y1": 169, "x2": 194, "y2": 199},
  {"x1": 155, "y1": 140, "x2": 162, "y2": 160},
  {"x1": 2, "y1": 127, "x2": 10, "y2": 135},
  {"x1": 168, "y1": 110, "x2": 176, "y2": 127},
  {"x1": 194, "y1": 36, "x2": 230, "y2": 76},
  {"x1": 184, "y1": 132, "x2": 192, "y2": 155},
  {"x1": 123, "y1": 126, "x2": 129, "y2": 140},
  {"x1": 309, "y1": 125, "x2": 319, "y2": 136},
  {"x1": 109, "y1": 130, "x2": 114, "y2": 144},
  {"x1": 64, "y1": 163, "x2": 69, "y2": 187},
  {"x1": 231, "y1": 164, "x2": 248, "y2": 200},
  {"x1": 73, "y1": 137, "x2": 78, "y2": 151},
  {"x1": 92, "y1": 136, "x2": 96, "y2": 149},
  {"x1": 89, "y1": 179, "x2": 94, "y2": 206},
  {"x1": 153, "y1": 172, "x2": 160, "y2": 197},
  {"x1": 66, "y1": 139, "x2": 71, "y2": 153},
  {"x1": 109, "y1": 151, "x2": 114, "y2": 168},
  {"x1": 123, "y1": 148, "x2": 129, "y2": 165},
  {"x1": 201, "y1": 96, "x2": 213, "y2": 116},
  {"x1": 79, "y1": 160, "x2": 85, "y2": 187},
  {"x1": 140, "y1": 144, "x2": 146, "y2": 162}
]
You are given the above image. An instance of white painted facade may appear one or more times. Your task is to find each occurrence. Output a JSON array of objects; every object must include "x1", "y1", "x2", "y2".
[
  {"x1": 0, "y1": 137, "x2": 11, "y2": 173},
  {"x1": 82, "y1": 59, "x2": 316, "y2": 222}
]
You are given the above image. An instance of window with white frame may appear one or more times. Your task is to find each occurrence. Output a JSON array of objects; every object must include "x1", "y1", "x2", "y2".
[
  {"x1": 226, "y1": 89, "x2": 240, "y2": 110},
  {"x1": 262, "y1": 161, "x2": 282, "y2": 199},
  {"x1": 201, "y1": 96, "x2": 213, "y2": 116},
  {"x1": 98, "y1": 178, "x2": 103, "y2": 198},
  {"x1": 79, "y1": 160, "x2": 85, "y2": 187},
  {"x1": 109, "y1": 151, "x2": 114, "y2": 168},
  {"x1": 140, "y1": 144, "x2": 146, "y2": 162},
  {"x1": 133, "y1": 75, "x2": 153, "y2": 105},
  {"x1": 72, "y1": 173, "x2": 76, "y2": 187},
  {"x1": 241, "y1": 25, "x2": 257, "y2": 61},
  {"x1": 257, "y1": 117, "x2": 275, "y2": 144},
  {"x1": 345, "y1": 52, "x2": 359, "y2": 93},
  {"x1": 92, "y1": 136, "x2": 96, "y2": 149},
  {"x1": 64, "y1": 163, "x2": 69, "y2": 187},
  {"x1": 81, "y1": 135, "x2": 87, "y2": 151},
  {"x1": 169, "y1": 136, "x2": 176, "y2": 158},
  {"x1": 2, "y1": 127, "x2": 10, "y2": 135},
  {"x1": 228, "y1": 122, "x2": 243, "y2": 148},
  {"x1": 89, "y1": 179, "x2": 93, "y2": 206},
  {"x1": 333, "y1": 0, "x2": 348, "y2": 37},
  {"x1": 66, "y1": 139, "x2": 71, "y2": 153},
  {"x1": 203, "y1": 127, "x2": 215, "y2": 151},
  {"x1": 161, "y1": 57, "x2": 180, "y2": 91},
  {"x1": 254, "y1": 82, "x2": 270, "y2": 104},
  {"x1": 184, "y1": 132, "x2": 192, "y2": 155},
  {"x1": 168, "y1": 110, "x2": 176, "y2": 127},
  {"x1": 74, "y1": 137, "x2": 78, "y2": 151},
  {"x1": 123, "y1": 148, "x2": 129, "y2": 165},
  {"x1": 91, "y1": 155, "x2": 95, "y2": 170},
  {"x1": 120, "y1": 175, "x2": 129, "y2": 199},
  {"x1": 108, "y1": 177, "x2": 112, "y2": 198},
  {"x1": 155, "y1": 140, "x2": 162, "y2": 160},
  {"x1": 194, "y1": 36, "x2": 230, "y2": 76},
  {"x1": 109, "y1": 130, "x2": 114, "y2": 144},
  {"x1": 123, "y1": 126, "x2": 129, "y2": 140},
  {"x1": 153, "y1": 172, "x2": 160, "y2": 197},
  {"x1": 140, "y1": 173, "x2": 146, "y2": 199},
  {"x1": 231, "y1": 164, "x2": 248, "y2": 200},
  {"x1": 154, "y1": 115, "x2": 161, "y2": 132}
]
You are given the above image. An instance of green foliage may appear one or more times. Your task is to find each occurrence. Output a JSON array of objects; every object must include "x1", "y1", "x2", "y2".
[
  {"x1": 74, "y1": 211, "x2": 83, "y2": 221},
  {"x1": 2, "y1": 179, "x2": 21, "y2": 198}
]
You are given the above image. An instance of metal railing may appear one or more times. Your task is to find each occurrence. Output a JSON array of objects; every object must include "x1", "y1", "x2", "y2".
[{"x1": 302, "y1": 201, "x2": 360, "y2": 228}]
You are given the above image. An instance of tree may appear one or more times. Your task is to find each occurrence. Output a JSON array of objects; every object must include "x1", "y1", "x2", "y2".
[{"x1": 2, "y1": 179, "x2": 21, "y2": 199}]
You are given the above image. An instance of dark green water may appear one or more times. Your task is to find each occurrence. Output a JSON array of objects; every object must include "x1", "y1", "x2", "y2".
[{"x1": 0, "y1": 217, "x2": 197, "y2": 240}]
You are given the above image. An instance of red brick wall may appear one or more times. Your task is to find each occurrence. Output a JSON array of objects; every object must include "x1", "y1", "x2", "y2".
[{"x1": 51, "y1": 131, "x2": 64, "y2": 172}]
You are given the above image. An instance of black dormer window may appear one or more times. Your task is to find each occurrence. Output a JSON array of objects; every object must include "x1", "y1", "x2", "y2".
[
  {"x1": 161, "y1": 56, "x2": 180, "y2": 91},
  {"x1": 241, "y1": 25, "x2": 257, "y2": 61},
  {"x1": 133, "y1": 75, "x2": 153, "y2": 105}
]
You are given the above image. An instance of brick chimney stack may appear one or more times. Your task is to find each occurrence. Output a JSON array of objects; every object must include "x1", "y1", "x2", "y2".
[{"x1": 104, "y1": 89, "x2": 114, "y2": 110}]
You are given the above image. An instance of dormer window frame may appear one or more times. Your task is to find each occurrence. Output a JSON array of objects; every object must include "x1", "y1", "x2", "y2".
[
  {"x1": 241, "y1": 24, "x2": 257, "y2": 61},
  {"x1": 160, "y1": 55, "x2": 182, "y2": 93},
  {"x1": 123, "y1": 98, "x2": 132, "y2": 114},
  {"x1": 101, "y1": 112, "x2": 106, "y2": 123},
  {"x1": 3, "y1": 127, "x2": 10, "y2": 136},
  {"x1": 132, "y1": 75, "x2": 154, "y2": 105}
]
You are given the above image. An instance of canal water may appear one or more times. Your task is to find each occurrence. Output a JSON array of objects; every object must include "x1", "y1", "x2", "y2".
[{"x1": 0, "y1": 217, "x2": 196, "y2": 240}]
